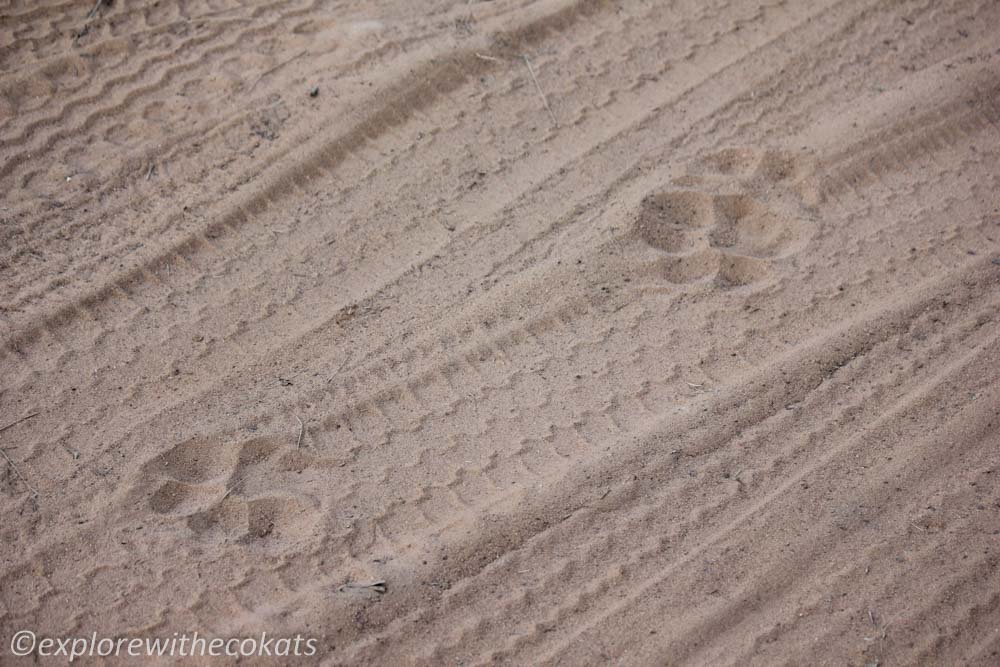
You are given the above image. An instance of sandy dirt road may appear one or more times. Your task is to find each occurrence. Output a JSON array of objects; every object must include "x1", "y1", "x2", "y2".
[{"x1": 1, "y1": 0, "x2": 999, "y2": 664}]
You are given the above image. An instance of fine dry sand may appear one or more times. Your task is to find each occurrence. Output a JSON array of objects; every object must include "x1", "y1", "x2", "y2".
[{"x1": 2, "y1": 0, "x2": 999, "y2": 664}]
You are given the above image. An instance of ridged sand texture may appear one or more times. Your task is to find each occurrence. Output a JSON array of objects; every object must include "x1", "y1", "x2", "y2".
[{"x1": 2, "y1": 0, "x2": 1000, "y2": 664}]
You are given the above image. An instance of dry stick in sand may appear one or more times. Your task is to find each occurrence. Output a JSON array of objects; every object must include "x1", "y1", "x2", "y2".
[
  {"x1": 295, "y1": 415, "x2": 305, "y2": 448},
  {"x1": 221, "y1": 476, "x2": 243, "y2": 501},
  {"x1": 0, "y1": 412, "x2": 39, "y2": 434},
  {"x1": 0, "y1": 412, "x2": 42, "y2": 495},
  {"x1": 522, "y1": 54, "x2": 558, "y2": 128},
  {"x1": 86, "y1": 0, "x2": 110, "y2": 19},
  {"x1": 0, "y1": 448, "x2": 40, "y2": 498},
  {"x1": 338, "y1": 580, "x2": 386, "y2": 594},
  {"x1": 249, "y1": 50, "x2": 308, "y2": 92}
]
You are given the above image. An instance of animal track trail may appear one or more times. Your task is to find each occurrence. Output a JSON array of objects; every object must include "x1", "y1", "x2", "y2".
[
  {"x1": 134, "y1": 434, "x2": 323, "y2": 543},
  {"x1": 631, "y1": 147, "x2": 816, "y2": 288}
]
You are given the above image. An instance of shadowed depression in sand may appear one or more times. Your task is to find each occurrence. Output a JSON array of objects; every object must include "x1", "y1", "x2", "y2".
[{"x1": 1, "y1": 0, "x2": 999, "y2": 664}]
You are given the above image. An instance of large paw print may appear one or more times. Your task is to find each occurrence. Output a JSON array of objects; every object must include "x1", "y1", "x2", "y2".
[
  {"x1": 135, "y1": 435, "x2": 321, "y2": 543},
  {"x1": 632, "y1": 148, "x2": 815, "y2": 287}
]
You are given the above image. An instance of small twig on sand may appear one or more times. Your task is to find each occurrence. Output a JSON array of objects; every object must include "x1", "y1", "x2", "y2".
[
  {"x1": 0, "y1": 412, "x2": 39, "y2": 435},
  {"x1": 221, "y1": 476, "x2": 243, "y2": 501},
  {"x1": 338, "y1": 580, "x2": 386, "y2": 594},
  {"x1": 86, "y1": 0, "x2": 109, "y2": 19},
  {"x1": 249, "y1": 50, "x2": 308, "y2": 92},
  {"x1": 522, "y1": 54, "x2": 558, "y2": 128},
  {"x1": 0, "y1": 448, "x2": 39, "y2": 498},
  {"x1": 326, "y1": 358, "x2": 348, "y2": 384},
  {"x1": 295, "y1": 415, "x2": 305, "y2": 448},
  {"x1": 75, "y1": 0, "x2": 110, "y2": 44},
  {"x1": 475, "y1": 53, "x2": 503, "y2": 62}
]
